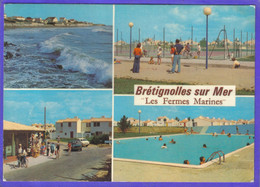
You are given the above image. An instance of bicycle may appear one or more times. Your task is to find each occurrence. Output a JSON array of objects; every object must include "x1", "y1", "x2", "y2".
[{"x1": 20, "y1": 156, "x2": 29, "y2": 168}]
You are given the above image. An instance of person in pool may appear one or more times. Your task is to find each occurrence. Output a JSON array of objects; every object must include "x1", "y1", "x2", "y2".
[
  {"x1": 200, "y1": 156, "x2": 206, "y2": 165},
  {"x1": 203, "y1": 144, "x2": 207, "y2": 148},
  {"x1": 220, "y1": 130, "x2": 225, "y2": 134},
  {"x1": 183, "y1": 160, "x2": 190, "y2": 164},
  {"x1": 159, "y1": 135, "x2": 163, "y2": 141},
  {"x1": 227, "y1": 133, "x2": 231, "y2": 137},
  {"x1": 246, "y1": 130, "x2": 249, "y2": 135},
  {"x1": 169, "y1": 139, "x2": 176, "y2": 144},
  {"x1": 161, "y1": 143, "x2": 167, "y2": 149}
]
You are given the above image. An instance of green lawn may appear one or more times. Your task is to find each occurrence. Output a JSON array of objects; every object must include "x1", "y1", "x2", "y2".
[
  {"x1": 114, "y1": 132, "x2": 182, "y2": 139},
  {"x1": 237, "y1": 55, "x2": 255, "y2": 61},
  {"x1": 114, "y1": 78, "x2": 254, "y2": 95},
  {"x1": 114, "y1": 78, "x2": 190, "y2": 94}
]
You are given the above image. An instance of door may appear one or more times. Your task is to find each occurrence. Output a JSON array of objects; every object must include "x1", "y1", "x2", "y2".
[{"x1": 70, "y1": 131, "x2": 73, "y2": 138}]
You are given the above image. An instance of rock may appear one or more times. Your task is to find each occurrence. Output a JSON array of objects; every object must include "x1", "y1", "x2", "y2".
[
  {"x1": 15, "y1": 53, "x2": 21, "y2": 57},
  {"x1": 56, "y1": 65, "x2": 63, "y2": 69},
  {"x1": 4, "y1": 42, "x2": 16, "y2": 47},
  {"x1": 5, "y1": 52, "x2": 13, "y2": 59}
]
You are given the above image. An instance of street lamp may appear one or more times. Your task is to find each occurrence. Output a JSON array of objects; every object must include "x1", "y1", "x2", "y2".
[
  {"x1": 204, "y1": 7, "x2": 212, "y2": 69},
  {"x1": 129, "y1": 22, "x2": 134, "y2": 59},
  {"x1": 138, "y1": 110, "x2": 141, "y2": 134}
]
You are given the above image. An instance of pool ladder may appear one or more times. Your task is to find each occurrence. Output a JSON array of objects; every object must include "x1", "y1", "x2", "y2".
[{"x1": 206, "y1": 150, "x2": 225, "y2": 164}]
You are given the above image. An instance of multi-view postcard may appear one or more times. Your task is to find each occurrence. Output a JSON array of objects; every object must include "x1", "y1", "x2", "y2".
[{"x1": 1, "y1": 1, "x2": 259, "y2": 187}]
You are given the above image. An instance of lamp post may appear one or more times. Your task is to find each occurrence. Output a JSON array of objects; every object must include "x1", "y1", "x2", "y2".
[
  {"x1": 129, "y1": 22, "x2": 134, "y2": 59},
  {"x1": 204, "y1": 7, "x2": 211, "y2": 69},
  {"x1": 138, "y1": 110, "x2": 141, "y2": 134}
]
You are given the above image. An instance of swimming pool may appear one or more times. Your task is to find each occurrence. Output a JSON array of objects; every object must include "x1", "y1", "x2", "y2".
[{"x1": 114, "y1": 134, "x2": 254, "y2": 166}]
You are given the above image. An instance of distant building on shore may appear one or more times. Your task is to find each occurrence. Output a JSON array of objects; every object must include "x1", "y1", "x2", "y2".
[
  {"x1": 11, "y1": 16, "x2": 25, "y2": 21},
  {"x1": 4, "y1": 14, "x2": 7, "y2": 19},
  {"x1": 34, "y1": 18, "x2": 43, "y2": 23},
  {"x1": 59, "y1": 17, "x2": 68, "y2": 23},
  {"x1": 45, "y1": 17, "x2": 58, "y2": 24}
]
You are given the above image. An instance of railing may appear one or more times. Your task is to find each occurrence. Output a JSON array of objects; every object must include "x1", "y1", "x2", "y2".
[{"x1": 206, "y1": 150, "x2": 225, "y2": 164}]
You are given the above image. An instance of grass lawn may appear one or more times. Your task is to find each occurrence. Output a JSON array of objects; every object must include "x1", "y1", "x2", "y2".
[
  {"x1": 114, "y1": 132, "x2": 183, "y2": 139},
  {"x1": 114, "y1": 78, "x2": 254, "y2": 95},
  {"x1": 237, "y1": 55, "x2": 255, "y2": 61},
  {"x1": 114, "y1": 78, "x2": 190, "y2": 94}
]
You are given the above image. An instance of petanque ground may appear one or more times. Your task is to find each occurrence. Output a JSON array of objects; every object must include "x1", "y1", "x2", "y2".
[{"x1": 114, "y1": 56, "x2": 255, "y2": 94}]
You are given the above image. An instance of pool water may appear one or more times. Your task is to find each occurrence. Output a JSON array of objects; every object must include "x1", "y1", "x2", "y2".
[{"x1": 114, "y1": 134, "x2": 254, "y2": 165}]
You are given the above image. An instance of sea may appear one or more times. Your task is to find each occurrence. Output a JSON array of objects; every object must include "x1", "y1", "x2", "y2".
[{"x1": 4, "y1": 26, "x2": 112, "y2": 88}]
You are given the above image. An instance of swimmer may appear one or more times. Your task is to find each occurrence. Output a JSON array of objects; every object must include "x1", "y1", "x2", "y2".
[
  {"x1": 227, "y1": 133, "x2": 231, "y2": 138},
  {"x1": 154, "y1": 137, "x2": 157, "y2": 140},
  {"x1": 246, "y1": 130, "x2": 249, "y2": 135},
  {"x1": 183, "y1": 160, "x2": 190, "y2": 164},
  {"x1": 220, "y1": 130, "x2": 225, "y2": 134},
  {"x1": 247, "y1": 143, "x2": 250, "y2": 146},
  {"x1": 203, "y1": 144, "x2": 207, "y2": 148},
  {"x1": 159, "y1": 135, "x2": 163, "y2": 141},
  {"x1": 161, "y1": 143, "x2": 167, "y2": 149},
  {"x1": 146, "y1": 138, "x2": 148, "y2": 141},
  {"x1": 200, "y1": 156, "x2": 206, "y2": 165},
  {"x1": 249, "y1": 136, "x2": 251, "y2": 139},
  {"x1": 212, "y1": 132, "x2": 216, "y2": 136},
  {"x1": 116, "y1": 141, "x2": 120, "y2": 144},
  {"x1": 169, "y1": 139, "x2": 176, "y2": 144}
]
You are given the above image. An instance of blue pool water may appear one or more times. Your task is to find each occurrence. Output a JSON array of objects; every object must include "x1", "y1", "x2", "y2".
[{"x1": 114, "y1": 134, "x2": 254, "y2": 165}]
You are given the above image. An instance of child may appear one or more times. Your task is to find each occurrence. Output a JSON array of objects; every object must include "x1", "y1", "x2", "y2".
[
  {"x1": 232, "y1": 58, "x2": 240, "y2": 69},
  {"x1": 148, "y1": 57, "x2": 154, "y2": 64},
  {"x1": 200, "y1": 156, "x2": 206, "y2": 165},
  {"x1": 161, "y1": 143, "x2": 167, "y2": 149},
  {"x1": 170, "y1": 45, "x2": 175, "y2": 64}
]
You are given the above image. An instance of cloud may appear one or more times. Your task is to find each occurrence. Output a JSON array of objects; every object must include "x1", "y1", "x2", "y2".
[
  {"x1": 169, "y1": 7, "x2": 187, "y2": 20},
  {"x1": 165, "y1": 23, "x2": 185, "y2": 35}
]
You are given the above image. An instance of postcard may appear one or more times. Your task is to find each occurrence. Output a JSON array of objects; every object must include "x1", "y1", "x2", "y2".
[{"x1": 0, "y1": 1, "x2": 259, "y2": 187}]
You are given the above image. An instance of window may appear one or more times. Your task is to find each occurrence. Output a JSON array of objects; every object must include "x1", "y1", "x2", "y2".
[
  {"x1": 86, "y1": 123, "x2": 91, "y2": 127},
  {"x1": 61, "y1": 123, "x2": 63, "y2": 127},
  {"x1": 158, "y1": 119, "x2": 161, "y2": 121},
  {"x1": 95, "y1": 131, "x2": 102, "y2": 136},
  {"x1": 94, "y1": 122, "x2": 100, "y2": 127},
  {"x1": 65, "y1": 133, "x2": 67, "y2": 135},
  {"x1": 68, "y1": 122, "x2": 71, "y2": 127},
  {"x1": 109, "y1": 122, "x2": 112, "y2": 127}
]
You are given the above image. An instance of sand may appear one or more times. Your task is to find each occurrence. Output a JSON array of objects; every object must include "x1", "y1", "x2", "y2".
[
  {"x1": 114, "y1": 57, "x2": 255, "y2": 90},
  {"x1": 113, "y1": 145, "x2": 254, "y2": 182}
]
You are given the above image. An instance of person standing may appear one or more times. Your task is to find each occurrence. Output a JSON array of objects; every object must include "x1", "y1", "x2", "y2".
[
  {"x1": 171, "y1": 39, "x2": 184, "y2": 73},
  {"x1": 68, "y1": 142, "x2": 72, "y2": 156},
  {"x1": 50, "y1": 142, "x2": 55, "y2": 156},
  {"x1": 197, "y1": 44, "x2": 201, "y2": 58},
  {"x1": 17, "y1": 144, "x2": 23, "y2": 167},
  {"x1": 46, "y1": 142, "x2": 50, "y2": 156},
  {"x1": 56, "y1": 143, "x2": 60, "y2": 159},
  {"x1": 133, "y1": 43, "x2": 142, "y2": 73},
  {"x1": 170, "y1": 45, "x2": 175, "y2": 65},
  {"x1": 157, "y1": 44, "x2": 162, "y2": 65}
]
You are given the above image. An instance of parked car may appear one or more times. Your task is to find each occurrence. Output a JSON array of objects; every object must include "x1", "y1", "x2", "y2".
[
  {"x1": 68, "y1": 140, "x2": 82, "y2": 151},
  {"x1": 77, "y1": 138, "x2": 90, "y2": 147}
]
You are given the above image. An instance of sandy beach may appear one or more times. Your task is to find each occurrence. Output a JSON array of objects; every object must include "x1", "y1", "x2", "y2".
[{"x1": 114, "y1": 57, "x2": 255, "y2": 90}]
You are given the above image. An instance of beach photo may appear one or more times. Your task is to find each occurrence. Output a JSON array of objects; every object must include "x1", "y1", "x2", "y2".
[
  {"x1": 114, "y1": 5, "x2": 255, "y2": 94},
  {"x1": 3, "y1": 90, "x2": 112, "y2": 181},
  {"x1": 113, "y1": 96, "x2": 254, "y2": 182},
  {"x1": 4, "y1": 4, "x2": 113, "y2": 88}
]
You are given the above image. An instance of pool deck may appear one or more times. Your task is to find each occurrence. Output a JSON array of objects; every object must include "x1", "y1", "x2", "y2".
[{"x1": 113, "y1": 144, "x2": 254, "y2": 182}]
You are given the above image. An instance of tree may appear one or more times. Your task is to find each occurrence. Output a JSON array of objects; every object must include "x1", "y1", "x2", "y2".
[
  {"x1": 117, "y1": 115, "x2": 131, "y2": 134},
  {"x1": 187, "y1": 117, "x2": 191, "y2": 121},
  {"x1": 199, "y1": 38, "x2": 207, "y2": 47},
  {"x1": 175, "y1": 117, "x2": 180, "y2": 121}
]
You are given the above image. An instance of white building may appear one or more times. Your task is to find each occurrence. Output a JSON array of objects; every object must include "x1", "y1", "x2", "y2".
[
  {"x1": 55, "y1": 117, "x2": 81, "y2": 138},
  {"x1": 167, "y1": 119, "x2": 179, "y2": 127},
  {"x1": 143, "y1": 120, "x2": 156, "y2": 127},
  {"x1": 90, "y1": 116, "x2": 112, "y2": 136},
  {"x1": 11, "y1": 16, "x2": 25, "y2": 21},
  {"x1": 59, "y1": 17, "x2": 68, "y2": 23},
  {"x1": 156, "y1": 116, "x2": 169, "y2": 126},
  {"x1": 179, "y1": 119, "x2": 193, "y2": 127},
  {"x1": 45, "y1": 17, "x2": 58, "y2": 24}
]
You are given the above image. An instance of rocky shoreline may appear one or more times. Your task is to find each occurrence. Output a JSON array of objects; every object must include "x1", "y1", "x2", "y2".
[{"x1": 4, "y1": 22, "x2": 106, "y2": 29}]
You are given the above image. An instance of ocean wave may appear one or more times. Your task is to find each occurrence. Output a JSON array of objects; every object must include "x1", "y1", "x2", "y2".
[
  {"x1": 92, "y1": 27, "x2": 112, "y2": 33},
  {"x1": 56, "y1": 48, "x2": 112, "y2": 84}
]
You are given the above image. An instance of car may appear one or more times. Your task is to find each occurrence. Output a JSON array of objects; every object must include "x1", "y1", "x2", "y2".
[
  {"x1": 68, "y1": 140, "x2": 82, "y2": 151},
  {"x1": 77, "y1": 138, "x2": 90, "y2": 147}
]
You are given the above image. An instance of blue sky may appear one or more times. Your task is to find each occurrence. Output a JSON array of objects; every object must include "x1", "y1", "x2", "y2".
[
  {"x1": 114, "y1": 96, "x2": 254, "y2": 121},
  {"x1": 4, "y1": 90, "x2": 112, "y2": 126},
  {"x1": 115, "y1": 5, "x2": 255, "y2": 43},
  {"x1": 4, "y1": 4, "x2": 112, "y2": 25}
]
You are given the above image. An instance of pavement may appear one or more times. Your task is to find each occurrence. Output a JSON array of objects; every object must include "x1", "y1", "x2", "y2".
[
  {"x1": 113, "y1": 144, "x2": 254, "y2": 182},
  {"x1": 3, "y1": 144, "x2": 111, "y2": 181}
]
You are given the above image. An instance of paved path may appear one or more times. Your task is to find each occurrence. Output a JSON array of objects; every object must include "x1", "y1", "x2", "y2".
[
  {"x1": 4, "y1": 145, "x2": 111, "y2": 181},
  {"x1": 113, "y1": 145, "x2": 254, "y2": 182}
]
